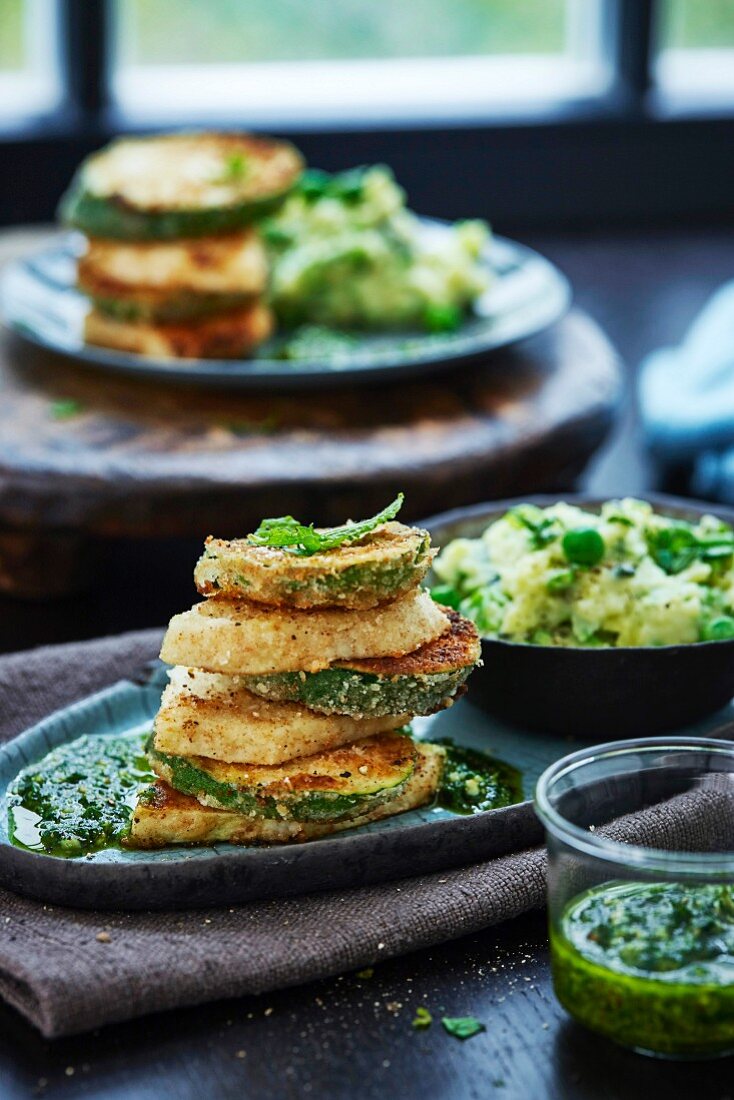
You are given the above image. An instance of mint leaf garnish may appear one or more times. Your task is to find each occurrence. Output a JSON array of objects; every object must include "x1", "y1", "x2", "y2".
[
  {"x1": 214, "y1": 151, "x2": 249, "y2": 184},
  {"x1": 248, "y1": 494, "x2": 404, "y2": 556},
  {"x1": 441, "y1": 1015, "x2": 485, "y2": 1040},
  {"x1": 50, "y1": 399, "x2": 84, "y2": 420}
]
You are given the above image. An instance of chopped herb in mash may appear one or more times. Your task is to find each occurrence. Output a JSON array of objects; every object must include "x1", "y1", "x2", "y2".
[
  {"x1": 432, "y1": 499, "x2": 734, "y2": 647},
  {"x1": 262, "y1": 165, "x2": 490, "y2": 331}
]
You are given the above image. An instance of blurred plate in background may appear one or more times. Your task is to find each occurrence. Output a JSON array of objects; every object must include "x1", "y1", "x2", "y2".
[{"x1": 0, "y1": 228, "x2": 570, "y2": 390}]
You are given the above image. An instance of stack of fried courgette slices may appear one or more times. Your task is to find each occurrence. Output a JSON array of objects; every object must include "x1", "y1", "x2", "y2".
[
  {"x1": 59, "y1": 132, "x2": 303, "y2": 359},
  {"x1": 129, "y1": 501, "x2": 481, "y2": 847}
]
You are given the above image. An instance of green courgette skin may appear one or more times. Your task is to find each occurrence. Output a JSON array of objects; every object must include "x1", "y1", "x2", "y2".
[
  {"x1": 60, "y1": 184, "x2": 297, "y2": 241},
  {"x1": 91, "y1": 291, "x2": 253, "y2": 324},
  {"x1": 151, "y1": 749, "x2": 409, "y2": 823},
  {"x1": 196, "y1": 530, "x2": 433, "y2": 610},
  {"x1": 240, "y1": 664, "x2": 473, "y2": 717}
]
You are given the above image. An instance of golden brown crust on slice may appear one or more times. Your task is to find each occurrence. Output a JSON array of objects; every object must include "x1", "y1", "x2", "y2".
[
  {"x1": 79, "y1": 231, "x2": 268, "y2": 298},
  {"x1": 83, "y1": 132, "x2": 302, "y2": 213},
  {"x1": 127, "y1": 742, "x2": 445, "y2": 847},
  {"x1": 341, "y1": 609, "x2": 480, "y2": 677},
  {"x1": 194, "y1": 522, "x2": 433, "y2": 610},
  {"x1": 154, "y1": 667, "x2": 409, "y2": 764},
  {"x1": 152, "y1": 730, "x2": 416, "y2": 798},
  {"x1": 159, "y1": 588, "x2": 449, "y2": 675},
  {"x1": 84, "y1": 300, "x2": 273, "y2": 359}
]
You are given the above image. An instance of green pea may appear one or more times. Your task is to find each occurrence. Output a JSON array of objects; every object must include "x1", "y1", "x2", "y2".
[
  {"x1": 701, "y1": 616, "x2": 734, "y2": 641},
  {"x1": 562, "y1": 527, "x2": 605, "y2": 566},
  {"x1": 424, "y1": 303, "x2": 461, "y2": 333}
]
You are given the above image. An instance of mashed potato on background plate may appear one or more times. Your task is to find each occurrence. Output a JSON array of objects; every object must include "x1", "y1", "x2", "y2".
[{"x1": 263, "y1": 165, "x2": 490, "y2": 331}]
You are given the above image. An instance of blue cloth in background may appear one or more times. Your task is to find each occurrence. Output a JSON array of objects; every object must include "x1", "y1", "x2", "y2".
[{"x1": 639, "y1": 282, "x2": 734, "y2": 503}]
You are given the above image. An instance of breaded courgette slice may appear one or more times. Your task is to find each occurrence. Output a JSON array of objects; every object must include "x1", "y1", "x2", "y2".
[
  {"x1": 78, "y1": 231, "x2": 268, "y2": 323},
  {"x1": 239, "y1": 609, "x2": 480, "y2": 716},
  {"x1": 159, "y1": 588, "x2": 449, "y2": 675},
  {"x1": 128, "y1": 741, "x2": 445, "y2": 847},
  {"x1": 154, "y1": 667, "x2": 409, "y2": 764},
  {"x1": 83, "y1": 301, "x2": 273, "y2": 360},
  {"x1": 89, "y1": 292, "x2": 258, "y2": 326},
  {"x1": 150, "y1": 730, "x2": 416, "y2": 820},
  {"x1": 60, "y1": 132, "x2": 303, "y2": 240},
  {"x1": 194, "y1": 521, "x2": 433, "y2": 609}
]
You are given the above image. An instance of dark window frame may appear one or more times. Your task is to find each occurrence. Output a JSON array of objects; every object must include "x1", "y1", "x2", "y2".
[{"x1": 1, "y1": 0, "x2": 733, "y2": 230}]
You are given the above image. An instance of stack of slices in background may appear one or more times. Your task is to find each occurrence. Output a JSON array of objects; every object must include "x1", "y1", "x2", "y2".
[
  {"x1": 130, "y1": 499, "x2": 482, "y2": 847},
  {"x1": 59, "y1": 132, "x2": 303, "y2": 359}
]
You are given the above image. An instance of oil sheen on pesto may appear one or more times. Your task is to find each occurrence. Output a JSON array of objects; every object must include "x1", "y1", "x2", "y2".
[
  {"x1": 552, "y1": 880, "x2": 734, "y2": 1056},
  {"x1": 436, "y1": 740, "x2": 522, "y2": 814},
  {"x1": 7, "y1": 730, "x2": 154, "y2": 857},
  {"x1": 7, "y1": 730, "x2": 521, "y2": 859}
]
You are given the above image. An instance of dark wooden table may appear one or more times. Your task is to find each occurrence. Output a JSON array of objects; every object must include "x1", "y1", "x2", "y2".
[
  {"x1": 0, "y1": 228, "x2": 619, "y2": 600},
  {"x1": 2, "y1": 225, "x2": 734, "y2": 1100}
]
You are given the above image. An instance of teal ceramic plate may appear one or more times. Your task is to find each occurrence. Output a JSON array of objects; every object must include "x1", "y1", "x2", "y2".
[
  {"x1": 0, "y1": 228, "x2": 570, "y2": 391},
  {"x1": 1, "y1": 664, "x2": 732, "y2": 910}
]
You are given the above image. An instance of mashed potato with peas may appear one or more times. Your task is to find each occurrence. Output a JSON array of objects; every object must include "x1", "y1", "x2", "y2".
[
  {"x1": 262, "y1": 165, "x2": 490, "y2": 331},
  {"x1": 432, "y1": 499, "x2": 734, "y2": 647}
]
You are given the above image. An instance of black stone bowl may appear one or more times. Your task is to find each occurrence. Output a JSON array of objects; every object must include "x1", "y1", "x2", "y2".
[{"x1": 424, "y1": 494, "x2": 734, "y2": 739}]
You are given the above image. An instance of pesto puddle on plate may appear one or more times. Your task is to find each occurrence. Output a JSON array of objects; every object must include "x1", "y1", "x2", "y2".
[
  {"x1": 7, "y1": 730, "x2": 154, "y2": 858},
  {"x1": 6, "y1": 730, "x2": 522, "y2": 858}
]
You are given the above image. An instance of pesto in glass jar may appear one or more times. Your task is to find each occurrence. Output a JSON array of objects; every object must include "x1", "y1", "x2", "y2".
[{"x1": 551, "y1": 880, "x2": 734, "y2": 1057}]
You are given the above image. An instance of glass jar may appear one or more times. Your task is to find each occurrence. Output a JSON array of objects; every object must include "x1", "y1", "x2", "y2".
[{"x1": 535, "y1": 737, "x2": 734, "y2": 1059}]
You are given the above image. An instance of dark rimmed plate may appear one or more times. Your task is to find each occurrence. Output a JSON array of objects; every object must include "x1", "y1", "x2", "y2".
[
  {"x1": 2, "y1": 658, "x2": 733, "y2": 910},
  {"x1": 425, "y1": 493, "x2": 734, "y2": 738},
  {"x1": 0, "y1": 665, "x2": 544, "y2": 910},
  {"x1": 0, "y1": 228, "x2": 570, "y2": 391}
]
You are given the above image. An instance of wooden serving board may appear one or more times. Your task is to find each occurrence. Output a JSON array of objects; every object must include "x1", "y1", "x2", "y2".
[{"x1": 0, "y1": 229, "x2": 621, "y2": 597}]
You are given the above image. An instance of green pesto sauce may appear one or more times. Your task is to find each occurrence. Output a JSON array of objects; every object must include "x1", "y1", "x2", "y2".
[
  {"x1": 7, "y1": 730, "x2": 154, "y2": 858},
  {"x1": 268, "y1": 324, "x2": 357, "y2": 361},
  {"x1": 551, "y1": 881, "x2": 734, "y2": 1056},
  {"x1": 436, "y1": 740, "x2": 522, "y2": 814}
]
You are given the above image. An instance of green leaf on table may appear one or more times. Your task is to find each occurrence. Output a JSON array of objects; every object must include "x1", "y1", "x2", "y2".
[
  {"x1": 50, "y1": 399, "x2": 84, "y2": 420},
  {"x1": 411, "y1": 1006, "x2": 433, "y2": 1030},
  {"x1": 247, "y1": 494, "x2": 404, "y2": 556},
  {"x1": 441, "y1": 1015, "x2": 486, "y2": 1040}
]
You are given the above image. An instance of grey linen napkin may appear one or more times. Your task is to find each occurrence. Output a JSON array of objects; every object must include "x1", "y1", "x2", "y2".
[{"x1": 0, "y1": 633, "x2": 731, "y2": 1038}]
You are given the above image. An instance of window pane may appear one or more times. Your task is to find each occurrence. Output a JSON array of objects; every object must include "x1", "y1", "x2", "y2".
[
  {"x1": 0, "y1": 0, "x2": 24, "y2": 71},
  {"x1": 656, "y1": 0, "x2": 734, "y2": 102},
  {"x1": 0, "y1": 0, "x2": 60, "y2": 123},
  {"x1": 659, "y1": 0, "x2": 734, "y2": 49},
  {"x1": 113, "y1": 0, "x2": 609, "y2": 125},
  {"x1": 119, "y1": 0, "x2": 567, "y2": 65}
]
